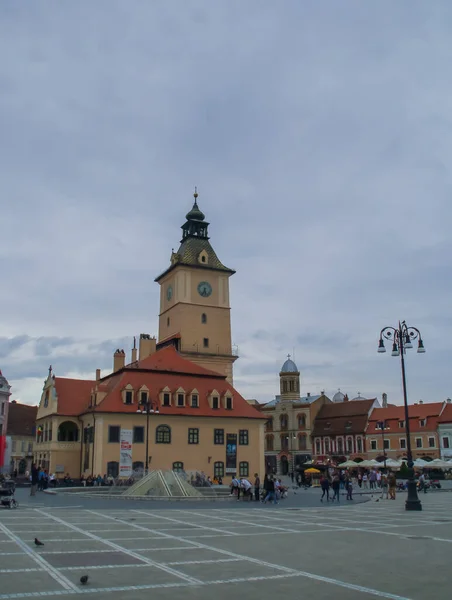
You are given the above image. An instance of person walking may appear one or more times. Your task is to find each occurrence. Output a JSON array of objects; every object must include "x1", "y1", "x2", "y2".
[
  {"x1": 320, "y1": 475, "x2": 330, "y2": 502},
  {"x1": 332, "y1": 474, "x2": 340, "y2": 502},
  {"x1": 30, "y1": 463, "x2": 38, "y2": 496},
  {"x1": 263, "y1": 476, "x2": 278, "y2": 504},
  {"x1": 254, "y1": 473, "x2": 260, "y2": 502},
  {"x1": 388, "y1": 471, "x2": 397, "y2": 500},
  {"x1": 380, "y1": 473, "x2": 389, "y2": 499}
]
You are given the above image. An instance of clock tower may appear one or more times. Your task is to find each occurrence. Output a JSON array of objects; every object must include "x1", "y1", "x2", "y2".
[{"x1": 155, "y1": 190, "x2": 237, "y2": 383}]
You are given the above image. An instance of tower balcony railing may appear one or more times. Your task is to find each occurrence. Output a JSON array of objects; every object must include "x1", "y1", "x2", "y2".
[{"x1": 180, "y1": 343, "x2": 239, "y2": 358}]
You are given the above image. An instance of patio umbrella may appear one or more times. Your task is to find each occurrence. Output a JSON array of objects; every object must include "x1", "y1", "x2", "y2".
[
  {"x1": 304, "y1": 468, "x2": 321, "y2": 474},
  {"x1": 426, "y1": 459, "x2": 451, "y2": 469},
  {"x1": 338, "y1": 460, "x2": 358, "y2": 468},
  {"x1": 382, "y1": 458, "x2": 402, "y2": 468},
  {"x1": 413, "y1": 458, "x2": 428, "y2": 468}
]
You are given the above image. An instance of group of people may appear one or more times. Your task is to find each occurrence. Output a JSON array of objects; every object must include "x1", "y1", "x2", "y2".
[
  {"x1": 80, "y1": 473, "x2": 114, "y2": 487},
  {"x1": 229, "y1": 474, "x2": 289, "y2": 504},
  {"x1": 319, "y1": 469, "x2": 398, "y2": 501}
]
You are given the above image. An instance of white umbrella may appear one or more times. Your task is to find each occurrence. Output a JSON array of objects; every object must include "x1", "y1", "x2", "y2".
[
  {"x1": 426, "y1": 459, "x2": 451, "y2": 469},
  {"x1": 413, "y1": 458, "x2": 428, "y2": 468},
  {"x1": 382, "y1": 458, "x2": 402, "y2": 468},
  {"x1": 338, "y1": 460, "x2": 359, "y2": 468}
]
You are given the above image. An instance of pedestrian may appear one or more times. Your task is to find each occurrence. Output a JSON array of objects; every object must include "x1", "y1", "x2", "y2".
[
  {"x1": 30, "y1": 463, "x2": 38, "y2": 496},
  {"x1": 388, "y1": 471, "x2": 397, "y2": 500},
  {"x1": 320, "y1": 475, "x2": 330, "y2": 502},
  {"x1": 332, "y1": 474, "x2": 340, "y2": 502},
  {"x1": 253, "y1": 473, "x2": 260, "y2": 502},
  {"x1": 263, "y1": 476, "x2": 278, "y2": 504},
  {"x1": 346, "y1": 478, "x2": 353, "y2": 501},
  {"x1": 380, "y1": 473, "x2": 389, "y2": 499}
]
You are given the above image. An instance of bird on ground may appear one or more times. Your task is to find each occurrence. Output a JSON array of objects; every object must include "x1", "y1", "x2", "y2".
[
  {"x1": 80, "y1": 575, "x2": 89, "y2": 585},
  {"x1": 34, "y1": 538, "x2": 44, "y2": 546}
]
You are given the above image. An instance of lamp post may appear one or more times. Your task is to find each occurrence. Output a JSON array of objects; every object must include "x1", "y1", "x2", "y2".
[
  {"x1": 136, "y1": 397, "x2": 159, "y2": 476},
  {"x1": 377, "y1": 420, "x2": 388, "y2": 469},
  {"x1": 378, "y1": 321, "x2": 426, "y2": 511}
]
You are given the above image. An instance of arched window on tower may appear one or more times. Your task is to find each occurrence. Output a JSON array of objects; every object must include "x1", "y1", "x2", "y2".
[
  {"x1": 289, "y1": 380, "x2": 294, "y2": 392},
  {"x1": 283, "y1": 381, "x2": 288, "y2": 393},
  {"x1": 298, "y1": 414, "x2": 306, "y2": 429},
  {"x1": 201, "y1": 313, "x2": 207, "y2": 324},
  {"x1": 280, "y1": 414, "x2": 288, "y2": 431},
  {"x1": 265, "y1": 435, "x2": 274, "y2": 451}
]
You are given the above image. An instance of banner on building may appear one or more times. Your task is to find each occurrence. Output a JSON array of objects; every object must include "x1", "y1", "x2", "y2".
[
  {"x1": 119, "y1": 429, "x2": 133, "y2": 477},
  {"x1": 0, "y1": 436, "x2": 6, "y2": 473},
  {"x1": 225, "y1": 433, "x2": 237, "y2": 474}
]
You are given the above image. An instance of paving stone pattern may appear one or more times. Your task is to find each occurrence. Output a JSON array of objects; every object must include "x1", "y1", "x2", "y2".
[{"x1": 0, "y1": 493, "x2": 451, "y2": 600}]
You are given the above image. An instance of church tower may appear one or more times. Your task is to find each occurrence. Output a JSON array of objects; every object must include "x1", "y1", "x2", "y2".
[
  {"x1": 155, "y1": 190, "x2": 237, "y2": 383},
  {"x1": 279, "y1": 355, "x2": 300, "y2": 402}
]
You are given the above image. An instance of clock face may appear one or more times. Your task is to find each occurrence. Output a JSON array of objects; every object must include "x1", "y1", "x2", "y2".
[
  {"x1": 167, "y1": 285, "x2": 173, "y2": 301},
  {"x1": 197, "y1": 281, "x2": 212, "y2": 298}
]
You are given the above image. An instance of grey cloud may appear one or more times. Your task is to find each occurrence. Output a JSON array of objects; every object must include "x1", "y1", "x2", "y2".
[{"x1": 1, "y1": 2, "x2": 451, "y2": 405}]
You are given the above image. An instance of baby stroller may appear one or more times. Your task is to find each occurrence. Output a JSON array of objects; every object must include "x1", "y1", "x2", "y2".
[{"x1": 0, "y1": 480, "x2": 18, "y2": 509}]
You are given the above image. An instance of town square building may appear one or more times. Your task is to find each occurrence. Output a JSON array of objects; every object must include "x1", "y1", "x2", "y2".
[
  {"x1": 0, "y1": 369, "x2": 11, "y2": 473},
  {"x1": 34, "y1": 192, "x2": 266, "y2": 480},
  {"x1": 437, "y1": 400, "x2": 452, "y2": 461},
  {"x1": 6, "y1": 401, "x2": 37, "y2": 475},
  {"x1": 366, "y1": 401, "x2": 446, "y2": 462},
  {"x1": 311, "y1": 397, "x2": 378, "y2": 463},
  {"x1": 260, "y1": 356, "x2": 330, "y2": 474}
]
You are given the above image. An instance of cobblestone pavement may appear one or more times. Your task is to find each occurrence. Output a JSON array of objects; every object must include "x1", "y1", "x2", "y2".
[{"x1": 0, "y1": 492, "x2": 451, "y2": 600}]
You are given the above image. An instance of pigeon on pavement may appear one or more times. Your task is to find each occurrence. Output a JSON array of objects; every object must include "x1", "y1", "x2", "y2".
[
  {"x1": 80, "y1": 575, "x2": 89, "y2": 585},
  {"x1": 34, "y1": 538, "x2": 44, "y2": 546}
]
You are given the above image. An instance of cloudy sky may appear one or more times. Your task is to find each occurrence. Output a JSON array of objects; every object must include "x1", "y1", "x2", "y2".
[{"x1": 1, "y1": 1, "x2": 451, "y2": 406}]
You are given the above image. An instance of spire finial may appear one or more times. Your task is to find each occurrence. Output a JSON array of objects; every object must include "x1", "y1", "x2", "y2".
[
  {"x1": 287, "y1": 353, "x2": 291, "y2": 359},
  {"x1": 194, "y1": 186, "x2": 198, "y2": 201},
  {"x1": 48, "y1": 365, "x2": 52, "y2": 377}
]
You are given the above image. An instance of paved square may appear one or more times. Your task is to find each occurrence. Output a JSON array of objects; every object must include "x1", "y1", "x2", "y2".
[{"x1": 0, "y1": 493, "x2": 451, "y2": 600}]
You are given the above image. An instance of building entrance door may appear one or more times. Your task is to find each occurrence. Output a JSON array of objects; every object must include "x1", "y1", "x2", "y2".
[{"x1": 280, "y1": 455, "x2": 289, "y2": 475}]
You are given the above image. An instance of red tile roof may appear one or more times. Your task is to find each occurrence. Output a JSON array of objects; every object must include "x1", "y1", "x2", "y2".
[
  {"x1": 53, "y1": 378, "x2": 96, "y2": 416},
  {"x1": 312, "y1": 399, "x2": 376, "y2": 437},
  {"x1": 53, "y1": 346, "x2": 264, "y2": 420},
  {"x1": 437, "y1": 402, "x2": 452, "y2": 424},
  {"x1": 367, "y1": 402, "x2": 445, "y2": 433},
  {"x1": 6, "y1": 402, "x2": 38, "y2": 436}
]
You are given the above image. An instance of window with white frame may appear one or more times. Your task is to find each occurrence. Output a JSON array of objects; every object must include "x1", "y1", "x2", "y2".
[
  {"x1": 428, "y1": 437, "x2": 435, "y2": 448},
  {"x1": 370, "y1": 440, "x2": 377, "y2": 451},
  {"x1": 442, "y1": 437, "x2": 450, "y2": 449},
  {"x1": 400, "y1": 438, "x2": 406, "y2": 449},
  {"x1": 383, "y1": 439, "x2": 390, "y2": 450},
  {"x1": 416, "y1": 438, "x2": 422, "y2": 448}
]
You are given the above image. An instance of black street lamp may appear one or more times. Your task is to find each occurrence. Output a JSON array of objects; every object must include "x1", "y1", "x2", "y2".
[
  {"x1": 136, "y1": 397, "x2": 159, "y2": 476},
  {"x1": 378, "y1": 320, "x2": 426, "y2": 511}
]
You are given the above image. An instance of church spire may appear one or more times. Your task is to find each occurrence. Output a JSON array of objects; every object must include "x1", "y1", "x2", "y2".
[{"x1": 181, "y1": 188, "x2": 209, "y2": 241}]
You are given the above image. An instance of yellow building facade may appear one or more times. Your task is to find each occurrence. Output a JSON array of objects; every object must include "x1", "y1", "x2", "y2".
[{"x1": 35, "y1": 192, "x2": 265, "y2": 480}]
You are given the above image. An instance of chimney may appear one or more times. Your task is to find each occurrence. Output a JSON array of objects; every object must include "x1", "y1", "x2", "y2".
[
  {"x1": 139, "y1": 334, "x2": 156, "y2": 360},
  {"x1": 96, "y1": 369, "x2": 101, "y2": 381},
  {"x1": 307, "y1": 392, "x2": 310, "y2": 398},
  {"x1": 419, "y1": 400, "x2": 423, "y2": 404},
  {"x1": 382, "y1": 392, "x2": 388, "y2": 408},
  {"x1": 344, "y1": 394, "x2": 349, "y2": 402},
  {"x1": 113, "y1": 349, "x2": 126, "y2": 372},
  {"x1": 447, "y1": 398, "x2": 452, "y2": 404},
  {"x1": 131, "y1": 336, "x2": 138, "y2": 363}
]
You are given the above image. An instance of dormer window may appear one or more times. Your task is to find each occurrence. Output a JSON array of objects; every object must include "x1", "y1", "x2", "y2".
[
  {"x1": 140, "y1": 391, "x2": 148, "y2": 404},
  {"x1": 209, "y1": 390, "x2": 220, "y2": 409},
  {"x1": 419, "y1": 418, "x2": 426, "y2": 427},
  {"x1": 122, "y1": 385, "x2": 134, "y2": 405},
  {"x1": 225, "y1": 397, "x2": 233, "y2": 410},
  {"x1": 191, "y1": 392, "x2": 199, "y2": 408},
  {"x1": 160, "y1": 386, "x2": 172, "y2": 407},
  {"x1": 175, "y1": 387, "x2": 186, "y2": 407},
  {"x1": 398, "y1": 420, "x2": 405, "y2": 428},
  {"x1": 198, "y1": 250, "x2": 208, "y2": 264},
  {"x1": 345, "y1": 421, "x2": 352, "y2": 431},
  {"x1": 325, "y1": 422, "x2": 331, "y2": 430}
]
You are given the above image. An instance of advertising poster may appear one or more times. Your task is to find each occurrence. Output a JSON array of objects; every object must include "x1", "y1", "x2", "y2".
[
  {"x1": 225, "y1": 433, "x2": 237, "y2": 474},
  {"x1": 119, "y1": 429, "x2": 133, "y2": 477}
]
